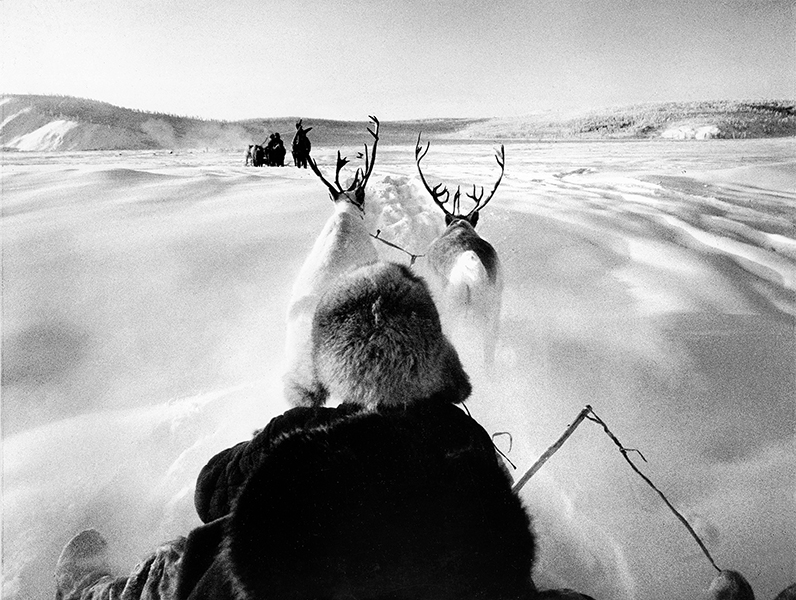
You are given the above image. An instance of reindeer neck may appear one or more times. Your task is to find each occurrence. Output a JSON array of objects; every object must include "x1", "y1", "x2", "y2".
[
  {"x1": 445, "y1": 218, "x2": 476, "y2": 234},
  {"x1": 333, "y1": 198, "x2": 365, "y2": 219}
]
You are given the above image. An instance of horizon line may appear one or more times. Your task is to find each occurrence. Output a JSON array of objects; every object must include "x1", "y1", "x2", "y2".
[{"x1": 4, "y1": 92, "x2": 794, "y2": 124}]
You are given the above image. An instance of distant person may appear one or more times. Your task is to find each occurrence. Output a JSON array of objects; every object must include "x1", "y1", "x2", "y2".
[
  {"x1": 253, "y1": 144, "x2": 264, "y2": 167},
  {"x1": 264, "y1": 133, "x2": 276, "y2": 166},
  {"x1": 244, "y1": 144, "x2": 253, "y2": 166},
  {"x1": 271, "y1": 132, "x2": 286, "y2": 166},
  {"x1": 291, "y1": 120, "x2": 312, "y2": 168}
]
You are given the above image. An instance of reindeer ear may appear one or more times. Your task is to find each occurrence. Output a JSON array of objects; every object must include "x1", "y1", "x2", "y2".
[
  {"x1": 305, "y1": 127, "x2": 312, "y2": 133},
  {"x1": 469, "y1": 211, "x2": 480, "y2": 228}
]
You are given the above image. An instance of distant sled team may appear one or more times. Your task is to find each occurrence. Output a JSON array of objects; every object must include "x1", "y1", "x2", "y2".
[
  {"x1": 246, "y1": 132, "x2": 286, "y2": 167},
  {"x1": 245, "y1": 120, "x2": 312, "y2": 168}
]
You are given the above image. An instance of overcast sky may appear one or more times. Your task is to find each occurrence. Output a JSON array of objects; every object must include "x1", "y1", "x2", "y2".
[{"x1": 3, "y1": 0, "x2": 794, "y2": 120}]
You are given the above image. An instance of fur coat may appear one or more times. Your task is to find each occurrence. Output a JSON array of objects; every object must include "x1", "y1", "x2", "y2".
[
  {"x1": 186, "y1": 396, "x2": 537, "y2": 600},
  {"x1": 60, "y1": 398, "x2": 547, "y2": 600}
]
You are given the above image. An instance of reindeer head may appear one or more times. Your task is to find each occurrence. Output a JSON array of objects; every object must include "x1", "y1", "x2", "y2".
[
  {"x1": 309, "y1": 116, "x2": 380, "y2": 210},
  {"x1": 295, "y1": 119, "x2": 312, "y2": 136},
  {"x1": 415, "y1": 133, "x2": 505, "y2": 229}
]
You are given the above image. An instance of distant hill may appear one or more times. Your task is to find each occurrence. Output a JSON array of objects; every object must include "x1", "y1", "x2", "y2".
[
  {"x1": 0, "y1": 95, "x2": 485, "y2": 152},
  {"x1": 459, "y1": 100, "x2": 796, "y2": 141},
  {"x1": 1, "y1": 95, "x2": 794, "y2": 152}
]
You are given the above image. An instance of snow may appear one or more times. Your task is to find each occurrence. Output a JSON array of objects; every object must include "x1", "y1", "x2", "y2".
[
  {"x1": 662, "y1": 125, "x2": 722, "y2": 140},
  {"x1": 2, "y1": 138, "x2": 794, "y2": 600},
  {"x1": 4, "y1": 119, "x2": 79, "y2": 151}
]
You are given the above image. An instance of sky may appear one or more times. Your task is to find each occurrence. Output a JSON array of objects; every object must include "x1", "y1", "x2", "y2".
[{"x1": 2, "y1": 0, "x2": 795, "y2": 121}]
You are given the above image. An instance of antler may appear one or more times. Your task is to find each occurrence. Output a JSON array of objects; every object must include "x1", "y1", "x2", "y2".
[
  {"x1": 415, "y1": 133, "x2": 454, "y2": 218},
  {"x1": 357, "y1": 115, "x2": 380, "y2": 190},
  {"x1": 464, "y1": 144, "x2": 505, "y2": 218},
  {"x1": 416, "y1": 134, "x2": 505, "y2": 218},
  {"x1": 308, "y1": 151, "x2": 344, "y2": 199},
  {"x1": 309, "y1": 116, "x2": 379, "y2": 200},
  {"x1": 333, "y1": 152, "x2": 351, "y2": 191}
]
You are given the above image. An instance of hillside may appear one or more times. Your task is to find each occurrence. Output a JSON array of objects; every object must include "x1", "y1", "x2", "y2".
[
  {"x1": 1, "y1": 95, "x2": 794, "y2": 152},
  {"x1": 459, "y1": 100, "x2": 796, "y2": 140},
  {"x1": 0, "y1": 95, "x2": 485, "y2": 152}
]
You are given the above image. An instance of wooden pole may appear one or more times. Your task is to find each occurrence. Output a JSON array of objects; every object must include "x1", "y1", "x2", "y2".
[{"x1": 512, "y1": 406, "x2": 592, "y2": 495}]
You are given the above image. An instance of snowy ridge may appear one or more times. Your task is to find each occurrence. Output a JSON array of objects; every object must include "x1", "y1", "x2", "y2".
[
  {"x1": 4, "y1": 119, "x2": 80, "y2": 151},
  {"x1": 2, "y1": 94, "x2": 794, "y2": 152}
]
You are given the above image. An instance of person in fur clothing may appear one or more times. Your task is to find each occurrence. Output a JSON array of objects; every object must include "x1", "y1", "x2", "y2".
[
  {"x1": 194, "y1": 262, "x2": 472, "y2": 524},
  {"x1": 55, "y1": 263, "x2": 588, "y2": 600}
]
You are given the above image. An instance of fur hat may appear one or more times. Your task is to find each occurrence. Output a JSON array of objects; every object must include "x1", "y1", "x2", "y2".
[{"x1": 310, "y1": 262, "x2": 471, "y2": 407}]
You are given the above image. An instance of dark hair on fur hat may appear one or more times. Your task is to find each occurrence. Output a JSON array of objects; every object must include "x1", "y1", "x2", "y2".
[{"x1": 310, "y1": 262, "x2": 471, "y2": 407}]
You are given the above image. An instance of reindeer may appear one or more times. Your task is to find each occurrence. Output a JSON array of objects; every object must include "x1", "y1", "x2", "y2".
[
  {"x1": 414, "y1": 134, "x2": 505, "y2": 370},
  {"x1": 291, "y1": 120, "x2": 312, "y2": 169},
  {"x1": 282, "y1": 116, "x2": 380, "y2": 406},
  {"x1": 252, "y1": 144, "x2": 265, "y2": 167}
]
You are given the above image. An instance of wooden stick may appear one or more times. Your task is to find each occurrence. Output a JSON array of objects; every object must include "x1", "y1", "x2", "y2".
[{"x1": 511, "y1": 406, "x2": 591, "y2": 494}]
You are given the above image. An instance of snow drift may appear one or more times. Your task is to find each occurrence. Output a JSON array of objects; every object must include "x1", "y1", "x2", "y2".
[{"x1": 2, "y1": 139, "x2": 794, "y2": 600}]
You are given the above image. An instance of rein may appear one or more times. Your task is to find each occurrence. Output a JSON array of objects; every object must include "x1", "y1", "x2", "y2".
[{"x1": 369, "y1": 230, "x2": 425, "y2": 266}]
